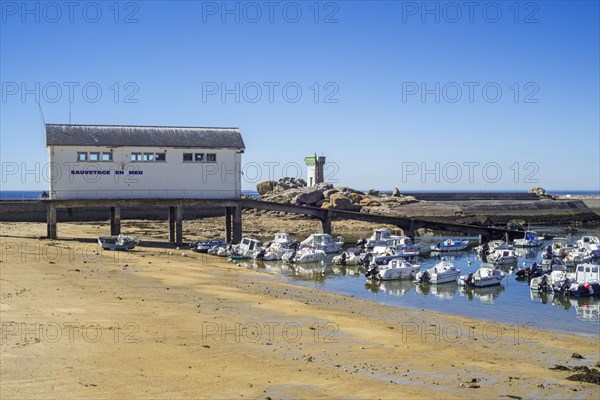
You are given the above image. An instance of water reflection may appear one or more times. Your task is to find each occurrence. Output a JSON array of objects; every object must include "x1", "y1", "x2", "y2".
[
  {"x1": 415, "y1": 282, "x2": 459, "y2": 299},
  {"x1": 458, "y1": 285, "x2": 505, "y2": 304},
  {"x1": 365, "y1": 280, "x2": 414, "y2": 297}
]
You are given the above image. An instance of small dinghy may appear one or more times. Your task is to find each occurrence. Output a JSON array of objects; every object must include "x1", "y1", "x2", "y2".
[
  {"x1": 431, "y1": 239, "x2": 469, "y2": 252},
  {"x1": 459, "y1": 263, "x2": 504, "y2": 287},
  {"x1": 365, "y1": 259, "x2": 421, "y2": 281},
  {"x1": 415, "y1": 259, "x2": 461, "y2": 284},
  {"x1": 98, "y1": 235, "x2": 139, "y2": 251}
]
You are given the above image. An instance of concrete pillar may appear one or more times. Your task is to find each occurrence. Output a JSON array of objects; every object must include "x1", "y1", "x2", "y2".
[
  {"x1": 175, "y1": 205, "x2": 183, "y2": 246},
  {"x1": 321, "y1": 217, "x2": 332, "y2": 235},
  {"x1": 110, "y1": 207, "x2": 121, "y2": 236},
  {"x1": 46, "y1": 203, "x2": 57, "y2": 239},
  {"x1": 168, "y1": 206, "x2": 176, "y2": 243},
  {"x1": 406, "y1": 218, "x2": 416, "y2": 240},
  {"x1": 225, "y1": 207, "x2": 232, "y2": 243},
  {"x1": 233, "y1": 205, "x2": 242, "y2": 243}
]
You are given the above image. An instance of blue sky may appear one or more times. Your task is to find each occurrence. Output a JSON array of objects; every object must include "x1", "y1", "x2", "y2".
[{"x1": 1, "y1": 0, "x2": 599, "y2": 191}]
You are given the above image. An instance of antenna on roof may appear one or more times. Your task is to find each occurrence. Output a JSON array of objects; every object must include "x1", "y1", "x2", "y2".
[{"x1": 36, "y1": 102, "x2": 46, "y2": 144}]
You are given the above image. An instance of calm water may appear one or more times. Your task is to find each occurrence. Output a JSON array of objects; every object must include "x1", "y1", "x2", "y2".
[{"x1": 236, "y1": 227, "x2": 600, "y2": 336}]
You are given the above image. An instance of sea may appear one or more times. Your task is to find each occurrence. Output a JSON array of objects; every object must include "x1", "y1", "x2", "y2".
[{"x1": 237, "y1": 227, "x2": 600, "y2": 336}]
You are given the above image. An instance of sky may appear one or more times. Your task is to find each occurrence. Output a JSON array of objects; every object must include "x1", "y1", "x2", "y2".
[{"x1": 1, "y1": 0, "x2": 599, "y2": 192}]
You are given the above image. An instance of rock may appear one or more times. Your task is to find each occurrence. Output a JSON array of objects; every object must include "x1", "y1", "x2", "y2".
[
  {"x1": 360, "y1": 198, "x2": 381, "y2": 207},
  {"x1": 315, "y1": 199, "x2": 325, "y2": 207},
  {"x1": 296, "y1": 190, "x2": 324, "y2": 205},
  {"x1": 329, "y1": 193, "x2": 362, "y2": 211},
  {"x1": 321, "y1": 201, "x2": 332, "y2": 209},
  {"x1": 571, "y1": 353, "x2": 585, "y2": 359},
  {"x1": 367, "y1": 189, "x2": 380, "y2": 196},
  {"x1": 257, "y1": 180, "x2": 276, "y2": 195},
  {"x1": 348, "y1": 192, "x2": 363, "y2": 203},
  {"x1": 395, "y1": 196, "x2": 418, "y2": 205},
  {"x1": 391, "y1": 187, "x2": 401, "y2": 197},
  {"x1": 324, "y1": 189, "x2": 339, "y2": 200},
  {"x1": 315, "y1": 182, "x2": 334, "y2": 191}
]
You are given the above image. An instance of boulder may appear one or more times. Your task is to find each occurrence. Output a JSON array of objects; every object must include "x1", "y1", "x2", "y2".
[
  {"x1": 296, "y1": 190, "x2": 325, "y2": 205},
  {"x1": 321, "y1": 201, "x2": 332, "y2": 209},
  {"x1": 360, "y1": 198, "x2": 381, "y2": 207},
  {"x1": 367, "y1": 189, "x2": 380, "y2": 196},
  {"x1": 324, "y1": 189, "x2": 339, "y2": 199},
  {"x1": 257, "y1": 180, "x2": 276, "y2": 195},
  {"x1": 329, "y1": 193, "x2": 362, "y2": 211},
  {"x1": 348, "y1": 192, "x2": 363, "y2": 203},
  {"x1": 315, "y1": 182, "x2": 334, "y2": 191},
  {"x1": 391, "y1": 187, "x2": 401, "y2": 197}
]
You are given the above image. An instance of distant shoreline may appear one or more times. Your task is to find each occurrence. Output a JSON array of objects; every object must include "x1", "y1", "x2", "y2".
[{"x1": 2, "y1": 189, "x2": 599, "y2": 200}]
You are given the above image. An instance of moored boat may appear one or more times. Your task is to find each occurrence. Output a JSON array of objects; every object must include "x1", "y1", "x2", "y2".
[
  {"x1": 431, "y1": 239, "x2": 469, "y2": 252},
  {"x1": 415, "y1": 259, "x2": 461, "y2": 284},
  {"x1": 365, "y1": 258, "x2": 421, "y2": 281},
  {"x1": 98, "y1": 235, "x2": 139, "y2": 251},
  {"x1": 459, "y1": 263, "x2": 505, "y2": 287}
]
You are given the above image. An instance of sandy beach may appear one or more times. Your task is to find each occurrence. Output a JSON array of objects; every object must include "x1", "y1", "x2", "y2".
[{"x1": 1, "y1": 220, "x2": 599, "y2": 399}]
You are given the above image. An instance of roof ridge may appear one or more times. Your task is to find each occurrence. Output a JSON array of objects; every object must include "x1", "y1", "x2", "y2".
[{"x1": 46, "y1": 123, "x2": 240, "y2": 130}]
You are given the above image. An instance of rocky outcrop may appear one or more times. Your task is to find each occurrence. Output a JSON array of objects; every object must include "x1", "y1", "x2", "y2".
[
  {"x1": 529, "y1": 187, "x2": 556, "y2": 199},
  {"x1": 255, "y1": 178, "x2": 421, "y2": 215}
]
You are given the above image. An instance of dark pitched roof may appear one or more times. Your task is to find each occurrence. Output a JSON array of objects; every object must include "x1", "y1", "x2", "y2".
[{"x1": 46, "y1": 124, "x2": 245, "y2": 149}]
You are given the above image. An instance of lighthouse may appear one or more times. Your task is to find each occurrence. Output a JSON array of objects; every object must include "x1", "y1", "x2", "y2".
[{"x1": 304, "y1": 154, "x2": 326, "y2": 187}]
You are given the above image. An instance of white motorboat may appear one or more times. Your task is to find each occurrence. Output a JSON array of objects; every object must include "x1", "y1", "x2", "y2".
[
  {"x1": 260, "y1": 233, "x2": 298, "y2": 261},
  {"x1": 229, "y1": 237, "x2": 263, "y2": 260},
  {"x1": 300, "y1": 234, "x2": 344, "y2": 254},
  {"x1": 365, "y1": 259, "x2": 421, "y2": 281},
  {"x1": 488, "y1": 249, "x2": 518, "y2": 265},
  {"x1": 577, "y1": 236, "x2": 600, "y2": 252},
  {"x1": 513, "y1": 231, "x2": 543, "y2": 247},
  {"x1": 459, "y1": 264, "x2": 505, "y2": 287},
  {"x1": 415, "y1": 259, "x2": 461, "y2": 284},
  {"x1": 430, "y1": 239, "x2": 469, "y2": 252},
  {"x1": 333, "y1": 251, "x2": 361, "y2": 265},
  {"x1": 364, "y1": 229, "x2": 401, "y2": 249},
  {"x1": 282, "y1": 247, "x2": 326, "y2": 263}
]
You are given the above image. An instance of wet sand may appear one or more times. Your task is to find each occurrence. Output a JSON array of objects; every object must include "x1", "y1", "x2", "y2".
[{"x1": 1, "y1": 220, "x2": 599, "y2": 399}]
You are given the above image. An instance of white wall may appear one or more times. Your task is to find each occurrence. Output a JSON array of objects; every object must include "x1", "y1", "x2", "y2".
[{"x1": 48, "y1": 146, "x2": 242, "y2": 199}]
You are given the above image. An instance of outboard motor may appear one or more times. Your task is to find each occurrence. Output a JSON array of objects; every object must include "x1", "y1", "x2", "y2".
[
  {"x1": 356, "y1": 238, "x2": 367, "y2": 247},
  {"x1": 256, "y1": 249, "x2": 266, "y2": 261},
  {"x1": 365, "y1": 265, "x2": 379, "y2": 279},
  {"x1": 359, "y1": 253, "x2": 372, "y2": 267},
  {"x1": 340, "y1": 252, "x2": 347, "y2": 266},
  {"x1": 556, "y1": 278, "x2": 571, "y2": 296},
  {"x1": 465, "y1": 272, "x2": 474, "y2": 286},
  {"x1": 419, "y1": 271, "x2": 431, "y2": 284},
  {"x1": 538, "y1": 275, "x2": 549, "y2": 292}
]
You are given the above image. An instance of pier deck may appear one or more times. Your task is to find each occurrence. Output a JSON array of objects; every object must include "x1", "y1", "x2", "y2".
[{"x1": 30, "y1": 198, "x2": 522, "y2": 245}]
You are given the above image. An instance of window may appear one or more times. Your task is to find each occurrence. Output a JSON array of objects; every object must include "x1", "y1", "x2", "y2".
[
  {"x1": 131, "y1": 153, "x2": 142, "y2": 161},
  {"x1": 183, "y1": 153, "x2": 193, "y2": 162},
  {"x1": 102, "y1": 152, "x2": 113, "y2": 161},
  {"x1": 206, "y1": 153, "x2": 217, "y2": 162},
  {"x1": 593, "y1": 267, "x2": 598, "y2": 273},
  {"x1": 194, "y1": 153, "x2": 205, "y2": 162},
  {"x1": 77, "y1": 152, "x2": 87, "y2": 161},
  {"x1": 89, "y1": 152, "x2": 100, "y2": 161},
  {"x1": 155, "y1": 153, "x2": 166, "y2": 162},
  {"x1": 143, "y1": 153, "x2": 155, "y2": 162}
]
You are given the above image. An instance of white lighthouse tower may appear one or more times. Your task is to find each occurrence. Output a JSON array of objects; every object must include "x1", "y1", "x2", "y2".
[{"x1": 304, "y1": 154, "x2": 326, "y2": 187}]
